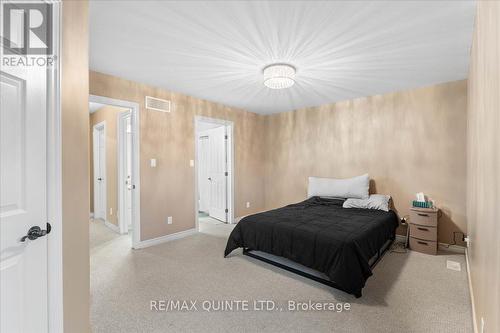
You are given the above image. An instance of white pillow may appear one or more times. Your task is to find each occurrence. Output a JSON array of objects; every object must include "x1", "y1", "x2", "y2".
[
  {"x1": 342, "y1": 194, "x2": 391, "y2": 212},
  {"x1": 307, "y1": 174, "x2": 370, "y2": 199}
]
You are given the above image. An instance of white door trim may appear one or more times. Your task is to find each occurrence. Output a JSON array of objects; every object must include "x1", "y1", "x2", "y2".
[
  {"x1": 194, "y1": 116, "x2": 235, "y2": 231},
  {"x1": 89, "y1": 95, "x2": 141, "y2": 248},
  {"x1": 117, "y1": 110, "x2": 131, "y2": 235},
  {"x1": 93, "y1": 121, "x2": 107, "y2": 221},
  {"x1": 47, "y1": 3, "x2": 63, "y2": 332}
]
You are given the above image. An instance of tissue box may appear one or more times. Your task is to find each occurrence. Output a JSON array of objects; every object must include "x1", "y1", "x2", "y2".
[{"x1": 412, "y1": 200, "x2": 432, "y2": 208}]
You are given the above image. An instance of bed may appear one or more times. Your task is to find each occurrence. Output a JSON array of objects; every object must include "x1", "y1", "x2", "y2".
[{"x1": 224, "y1": 196, "x2": 399, "y2": 297}]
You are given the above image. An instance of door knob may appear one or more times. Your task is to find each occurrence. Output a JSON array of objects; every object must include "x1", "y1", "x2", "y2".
[
  {"x1": 97, "y1": 178, "x2": 103, "y2": 181},
  {"x1": 208, "y1": 177, "x2": 212, "y2": 181},
  {"x1": 20, "y1": 223, "x2": 51, "y2": 242}
]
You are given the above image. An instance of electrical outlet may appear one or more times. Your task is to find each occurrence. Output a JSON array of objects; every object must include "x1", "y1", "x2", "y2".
[
  {"x1": 246, "y1": 202, "x2": 250, "y2": 208},
  {"x1": 167, "y1": 216, "x2": 173, "y2": 225},
  {"x1": 109, "y1": 208, "x2": 113, "y2": 216}
]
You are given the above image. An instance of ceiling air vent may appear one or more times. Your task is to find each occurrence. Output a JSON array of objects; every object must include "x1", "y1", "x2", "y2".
[{"x1": 145, "y1": 96, "x2": 171, "y2": 113}]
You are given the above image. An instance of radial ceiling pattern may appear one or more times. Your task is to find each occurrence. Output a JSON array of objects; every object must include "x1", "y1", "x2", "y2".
[{"x1": 90, "y1": 1, "x2": 475, "y2": 114}]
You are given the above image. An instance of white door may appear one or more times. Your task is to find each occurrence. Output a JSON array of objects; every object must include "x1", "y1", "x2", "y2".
[
  {"x1": 197, "y1": 134, "x2": 210, "y2": 213},
  {"x1": 0, "y1": 61, "x2": 49, "y2": 330},
  {"x1": 208, "y1": 126, "x2": 227, "y2": 222},
  {"x1": 125, "y1": 116, "x2": 132, "y2": 231},
  {"x1": 93, "y1": 123, "x2": 106, "y2": 220}
]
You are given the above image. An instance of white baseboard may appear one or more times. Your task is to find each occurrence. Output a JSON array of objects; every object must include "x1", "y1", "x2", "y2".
[
  {"x1": 465, "y1": 249, "x2": 478, "y2": 333},
  {"x1": 133, "y1": 228, "x2": 197, "y2": 249},
  {"x1": 438, "y1": 242, "x2": 466, "y2": 254},
  {"x1": 234, "y1": 212, "x2": 260, "y2": 224},
  {"x1": 104, "y1": 220, "x2": 120, "y2": 233},
  {"x1": 394, "y1": 234, "x2": 465, "y2": 254}
]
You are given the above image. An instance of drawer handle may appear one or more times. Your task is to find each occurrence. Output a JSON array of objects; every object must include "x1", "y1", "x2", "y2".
[
  {"x1": 417, "y1": 227, "x2": 429, "y2": 231},
  {"x1": 417, "y1": 241, "x2": 428, "y2": 245},
  {"x1": 417, "y1": 213, "x2": 429, "y2": 217}
]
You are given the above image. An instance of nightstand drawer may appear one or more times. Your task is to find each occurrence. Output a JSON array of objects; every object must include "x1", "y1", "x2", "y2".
[
  {"x1": 410, "y1": 224, "x2": 437, "y2": 241},
  {"x1": 409, "y1": 237, "x2": 437, "y2": 255},
  {"x1": 410, "y1": 210, "x2": 438, "y2": 227}
]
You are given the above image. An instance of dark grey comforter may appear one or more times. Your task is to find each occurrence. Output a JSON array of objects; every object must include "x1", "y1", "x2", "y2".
[{"x1": 224, "y1": 197, "x2": 398, "y2": 296}]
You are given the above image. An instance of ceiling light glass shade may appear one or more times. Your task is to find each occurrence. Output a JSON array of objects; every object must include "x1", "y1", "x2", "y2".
[{"x1": 263, "y1": 64, "x2": 296, "y2": 89}]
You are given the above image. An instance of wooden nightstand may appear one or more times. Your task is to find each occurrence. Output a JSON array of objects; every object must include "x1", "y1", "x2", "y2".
[{"x1": 409, "y1": 207, "x2": 439, "y2": 255}]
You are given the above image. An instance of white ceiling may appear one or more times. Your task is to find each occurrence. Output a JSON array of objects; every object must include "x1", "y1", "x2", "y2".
[{"x1": 90, "y1": 1, "x2": 476, "y2": 115}]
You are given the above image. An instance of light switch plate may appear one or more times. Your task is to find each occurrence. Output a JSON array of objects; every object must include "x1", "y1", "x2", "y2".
[
  {"x1": 446, "y1": 260, "x2": 461, "y2": 271},
  {"x1": 150, "y1": 158, "x2": 157, "y2": 167},
  {"x1": 246, "y1": 202, "x2": 250, "y2": 208},
  {"x1": 190, "y1": 159, "x2": 194, "y2": 167}
]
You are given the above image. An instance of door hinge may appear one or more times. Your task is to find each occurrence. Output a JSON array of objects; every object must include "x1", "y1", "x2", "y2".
[
  {"x1": 225, "y1": 208, "x2": 228, "y2": 213},
  {"x1": 225, "y1": 172, "x2": 228, "y2": 176}
]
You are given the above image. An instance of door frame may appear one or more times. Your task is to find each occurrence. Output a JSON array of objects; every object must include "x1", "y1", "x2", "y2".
[
  {"x1": 89, "y1": 95, "x2": 141, "y2": 248},
  {"x1": 117, "y1": 110, "x2": 132, "y2": 235},
  {"x1": 194, "y1": 116, "x2": 234, "y2": 230},
  {"x1": 47, "y1": 2, "x2": 63, "y2": 332},
  {"x1": 92, "y1": 121, "x2": 107, "y2": 221}
]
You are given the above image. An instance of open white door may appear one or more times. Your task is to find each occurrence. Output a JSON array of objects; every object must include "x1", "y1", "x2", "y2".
[
  {"x1": 125, "y1": 115, "x2": 133, "y2": 231},
  {"x1": 208, "y1": 126, "x2": 228, "y2": 222},
  {"x1": 0, "y1": 54, "x2": 49, "y2": 332},
  {"x1": 93, "y1": 123, "x2": 106, "y2": 220},
  {"x1": 197, "y1": 134, "x2": 210, "y2": 213}
]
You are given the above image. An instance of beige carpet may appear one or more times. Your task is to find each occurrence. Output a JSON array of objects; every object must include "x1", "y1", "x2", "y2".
[
  {"x1": 90, "y1": 220, "x2": 473, "y2": 333},
  {"x1": 90, "y1": 219, "x2": 122, "y2": 252},
  {"x1": 198, "y1": 216, "x2": 224, "y2": 230}
]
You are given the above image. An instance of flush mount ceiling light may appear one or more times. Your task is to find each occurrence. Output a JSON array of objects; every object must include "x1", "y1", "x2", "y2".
[{"x1": 263, "y1": 63, "x2": 296, "y2": 89}]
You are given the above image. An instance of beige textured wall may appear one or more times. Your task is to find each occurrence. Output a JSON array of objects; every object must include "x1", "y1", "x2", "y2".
[
  {"x1": 467, "y1": 2, "x2": 500, "y2": 332},
  {"x1": 90, "y1": 71, "x2": 467, "y2": 245},
  {"x1": 89, "y1": 71, "x2": 266, "y2": 240},
  {"x1": 264, "y1": 80, "x2": 467, "y2": 244},
  {"x1": 61, "y1": 0, "x2": 90, "y2": 332},
  {"x1": 89, "y1": 105, "x2": 128, "y2": 226}
]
